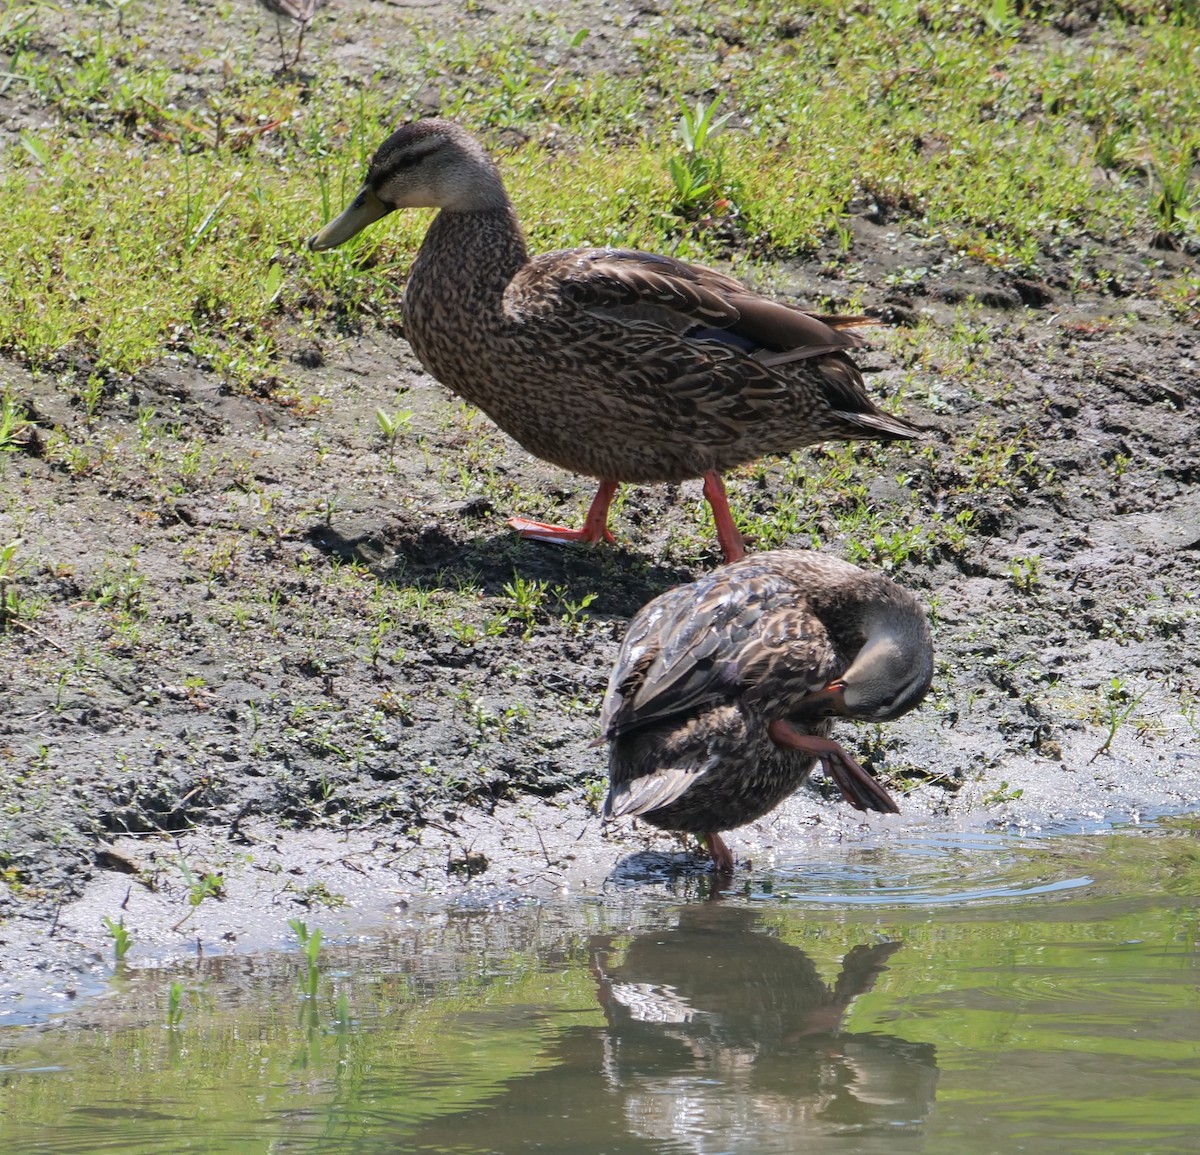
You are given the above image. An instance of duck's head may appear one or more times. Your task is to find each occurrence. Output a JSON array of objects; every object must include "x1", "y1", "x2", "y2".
[
  {"x1": 309, "y1": 119, "x2": 505, "y2": 251},
  {"x1": 798, "y1": 599, "x2": 933, "y2": 724}
]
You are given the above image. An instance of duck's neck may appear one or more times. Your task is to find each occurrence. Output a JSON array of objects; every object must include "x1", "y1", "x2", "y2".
[
  {"x1": 402, "y1": 204, "x2": 529, "y2": 389},
  {"x1": 412, "y1": 204, "x2": 528, "y2": 306},
  {"x1": 807, "y1": 582, "x2": 873, "y2": 664}
]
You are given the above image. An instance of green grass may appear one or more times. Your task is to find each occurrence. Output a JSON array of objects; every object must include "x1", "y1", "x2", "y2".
[{"x1": 0, "y1": 0, "x2": 1195, "y2": 390}]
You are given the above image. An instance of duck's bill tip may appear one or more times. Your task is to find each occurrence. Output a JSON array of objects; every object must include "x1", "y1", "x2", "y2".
[{"x1": 307, "y1": 186, "x2": 392, "y2": 252}]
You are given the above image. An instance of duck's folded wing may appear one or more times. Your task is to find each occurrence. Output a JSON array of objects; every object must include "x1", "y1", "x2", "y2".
[
  {"x1": 601, "y1": 569, "x2": 798, "y2": 739},
  {"x1": 515, "y1": 248, "x2": 742, "y2": 330},
  {"x1": 513, "y1": 247, "x2": 874, "y2": 357},
  {"x1": 509, "y1": 249, "x2": 921, "y2": 438}
]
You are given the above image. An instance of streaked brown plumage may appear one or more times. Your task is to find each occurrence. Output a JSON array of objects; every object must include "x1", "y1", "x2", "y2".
[
  {"x1": 601, "y1": 550, "x2": 933, "y2": 872},
  {"x1": 309, "y1": 119, "x2": 925, "y2": 562},
  {"x1": 256, "y1": 0, "x2": 324, "y2": 69}
]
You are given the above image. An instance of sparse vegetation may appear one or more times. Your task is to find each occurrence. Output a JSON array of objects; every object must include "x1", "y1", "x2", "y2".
[
  {"x1": 983, "y1": 781, "x2": 1025, "y2": 807},
  {"x1": 290, "y1": 918, "x2": 323, "y2": 1001},
  {"x1": 1091, "y1": 677, "x2": 1150, "y2": 762},
  {"x1": 165, "y1": 979, "x2": 186, "y2": 1029},
  {"x1": 375, "y1": 405, "x2": 414, "y2": 464}
]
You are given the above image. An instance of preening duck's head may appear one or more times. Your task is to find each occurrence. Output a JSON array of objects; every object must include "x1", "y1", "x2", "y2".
[
  {"x1": 798, "y1": 591, "x2": 933, "y2": 724},
  {"x1": 309, "y1": 119, "x2": 505, "y2": 251}
]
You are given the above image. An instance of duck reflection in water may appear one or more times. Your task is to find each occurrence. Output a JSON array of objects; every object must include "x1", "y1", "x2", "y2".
[
  {"x1": 591, "y1": 904, "x2": 938, "y2": 1148},
  {"x1": 396, "y1": 904, "x2": 936, "y2": 1153}
]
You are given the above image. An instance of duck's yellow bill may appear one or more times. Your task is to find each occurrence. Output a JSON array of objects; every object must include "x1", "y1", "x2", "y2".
[{"x1": 308, "y1": 186, "x2": 392, "y2": 251}]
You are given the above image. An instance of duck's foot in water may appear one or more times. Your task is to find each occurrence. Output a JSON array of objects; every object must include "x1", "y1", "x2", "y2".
[{"x1": 701, "y1": 831, "x2": 735, "y2": 874}]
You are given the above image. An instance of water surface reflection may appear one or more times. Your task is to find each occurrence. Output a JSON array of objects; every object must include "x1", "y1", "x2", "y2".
[
  {"x1": 402, "y1": 904, "x2": 936, "y2": 1154},
  {"x1": 592, "y1": 905, "x2": 937, "y2": 1150},
  {"x1": 3, "y1": 823, "x2": 1199, "y2": 1155}
]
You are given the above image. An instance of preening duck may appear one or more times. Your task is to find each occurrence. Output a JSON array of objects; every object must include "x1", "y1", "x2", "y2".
[{"x1": 600, "y1": 550, "x2": 933, "y2": 871}]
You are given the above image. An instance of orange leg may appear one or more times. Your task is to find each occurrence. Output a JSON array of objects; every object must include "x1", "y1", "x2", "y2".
[
  {"x1": 767, "y1": 720, "x2": 900, "y2": 814},
  {"x1": 701, "y1": 471, "x2": 747, "y2": 564},
  {"x1": 507, "y1": 480, "x2": 619, "y2": 546},
  {"x1": 701, "y1": 832, "x2": 735, "y2": 874}
]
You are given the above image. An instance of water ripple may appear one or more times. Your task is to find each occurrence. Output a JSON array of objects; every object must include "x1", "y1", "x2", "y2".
[{"x1": 762, "y1": 833, "x2": 1094, "y2": 907}]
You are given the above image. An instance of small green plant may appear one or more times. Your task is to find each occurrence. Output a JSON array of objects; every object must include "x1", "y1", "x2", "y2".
[
  {"x1": 982, "y1": 780, "x2": 1024, "y2": 806},
  {"x1": 1092, "y1": 119, "x2": 1133, "y2": 171},
  {"x1": 334, "y1": 988, "x2": 352, "y2": 1032},
  {"x1": 883, "y1": 266, "x2": 930, "y2": 290},
  {"x1": 0, "y1": 540, "x2": 30, "y2": 631},
  {"x1": 1149, "y1": 136, "x2": 1198, "y2": 245},
  {"x1": 284, "y1": 880, "x2": 347, "y2": 910},
  {"x1": 289, "y1": 918, "x2": 323, "y2": 1000},
  {"x1": 79, "y1": 373, "x2": 107, "y2": 419},
  {"x1": 0, "y1": 393, "x2": 32, "y2": 451},
  {"x1": 166, "y1": 979, "x2": 186, "y2": 1028},
  {"x1": 375, "y1": 406, "x2": 413, "y2": 462},
  {"x1": 983, "y1": 0, "x2": 1022, "y2": 36},
  {"x1": 583, "y1": 777, "x2": 607, "y2": 813},
  {"x1": 89, "y1": 553, "x2": 146, "y2": 617},
  {"x1": 502, "y1": 574, "x2": 548, "y2": 633},
  {"x1": 558, "y1": 588, "x2": 598, "y2": 630},
  {"x1": 846, "y1": 523, "x2": 936, "y2": 571},
  {"x1": 667, "y1": 95, "x2": 736, "y2": 220},
  {"x1": 171, "y1": 858, "x2": 225, "y2": 930},
  {"x1": 1162, "y1": 267, "x2": 1200, "y2": 322},
  {"x1": 102, "y1": 915, "x2": 132, "y2": 961},
  {"x1": 263, "y1": 260, "x2": 284, "y2": 305},
  {"x1": 1008, "y1": 555, "x2": 1041, "y2": 593},
  {"x1": 450, "y1": 618, "x2": 481, "y2": 645},
  {"x1": 1091, "y1": 677, "x2": 1148, "y2": 762}
]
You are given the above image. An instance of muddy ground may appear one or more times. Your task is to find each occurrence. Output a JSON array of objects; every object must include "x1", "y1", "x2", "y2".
[{"x1": 1, "y1": 1, "x2": 1198, "y2": 1020}]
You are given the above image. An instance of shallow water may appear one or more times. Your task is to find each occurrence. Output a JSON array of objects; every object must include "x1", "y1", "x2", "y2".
[{"x1": 2, "y1": 820, "x2": 1198, "y2": 1154}]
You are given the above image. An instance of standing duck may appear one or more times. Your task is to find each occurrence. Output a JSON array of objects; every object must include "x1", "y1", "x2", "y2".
[
  {"x1": 600, "y1": 550, "x2": 933, "y2": 871},
  {"x1": 309, "y1": 120, "x2": 924, "y2": 563}
]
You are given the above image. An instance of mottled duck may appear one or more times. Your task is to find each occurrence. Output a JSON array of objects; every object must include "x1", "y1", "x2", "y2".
[
  {"x1": 310, "y1": 120, "x2": 923, "y2": 562},
  {"x1": 600, "y1": 550, "x2": 933, "y2": 871}
]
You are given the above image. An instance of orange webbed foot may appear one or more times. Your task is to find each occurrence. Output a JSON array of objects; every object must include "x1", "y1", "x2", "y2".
[
  {"x1": 506, "y1": 517, "x2": 616, "y2": 546},
  {"x1": 509, "y1": 479, "x2": 619, "y2": 548}
]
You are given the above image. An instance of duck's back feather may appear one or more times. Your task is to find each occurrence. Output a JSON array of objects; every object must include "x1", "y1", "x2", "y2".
[{"x1": 600, "y1": 552, "x2": 860, "y2": 742}]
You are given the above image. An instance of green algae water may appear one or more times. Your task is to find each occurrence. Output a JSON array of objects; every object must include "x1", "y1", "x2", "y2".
[{"x1": 2, "y1": 820, "x2": 1198, "y2": 1154}]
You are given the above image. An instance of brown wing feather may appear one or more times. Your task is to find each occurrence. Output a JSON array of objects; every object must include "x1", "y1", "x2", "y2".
[
  {"x1": 509, "y1": 248, "x2": 923, "y2": 442},
  {"x1": 518, "y1": 248, "x2": 871, "y2": 355},
  {"x1": 526, "y1": 248, "x2": 742, "y2": 328},
  {"x1": 734, "y1": 606, "x2": 840, "y2": 712},
  {"x1": 600, "y1": 553, "x2": 855, "y2": 741},
  {"x1": 604, "y1": 765, "x2": 707, "y2": 820}
]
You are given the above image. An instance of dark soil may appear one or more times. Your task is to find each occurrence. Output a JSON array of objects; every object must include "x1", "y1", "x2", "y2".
[{"x1": 1, "y1": 1, "x2": 1198, "y2": 1018}]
